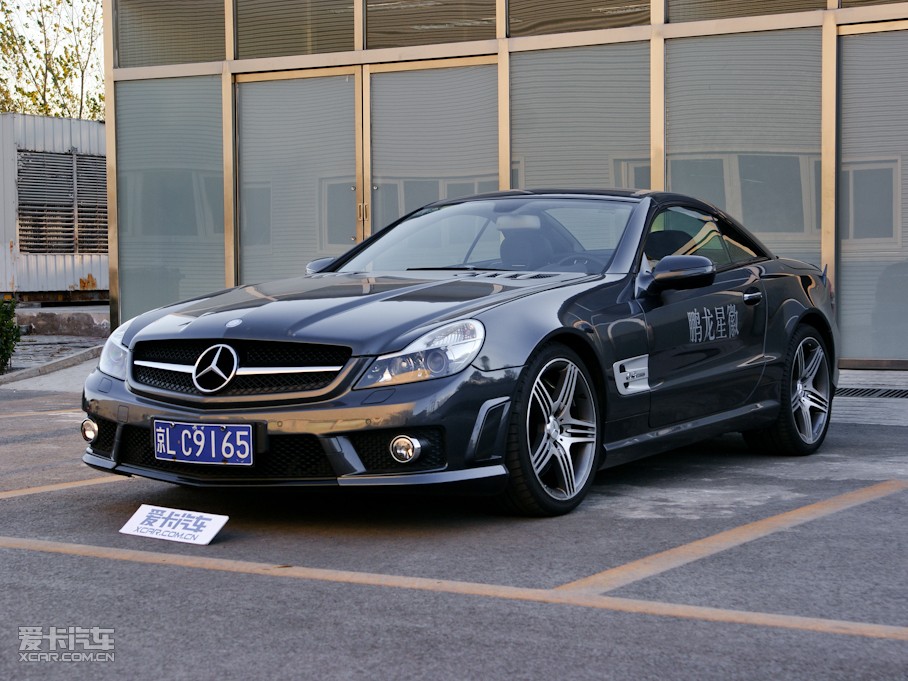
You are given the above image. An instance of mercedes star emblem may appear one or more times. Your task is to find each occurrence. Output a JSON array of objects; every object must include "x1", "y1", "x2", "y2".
[{"x1": 192, "y1": 344, "x2": 239, "y2": 393}]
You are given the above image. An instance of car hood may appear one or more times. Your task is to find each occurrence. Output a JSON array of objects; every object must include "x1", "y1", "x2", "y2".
[{"x1": 123, "y1": 271, "x2": 595, "y2": 356}]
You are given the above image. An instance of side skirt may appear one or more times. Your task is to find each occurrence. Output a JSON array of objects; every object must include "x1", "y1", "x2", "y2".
[{"x1": 599, "y1": 400, "x2": 780, "y2": 469}]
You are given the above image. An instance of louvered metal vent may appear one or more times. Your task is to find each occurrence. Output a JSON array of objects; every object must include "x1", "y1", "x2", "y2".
[
  {"x1": 16, "y1": 150, "x2": 107, "y2": 254},
  {"x1": 456, "y1": 271, "x2": 559, "y2": 280},
  {"x1": 835, "y1": 387, "x2": 908, "y2": 399}
]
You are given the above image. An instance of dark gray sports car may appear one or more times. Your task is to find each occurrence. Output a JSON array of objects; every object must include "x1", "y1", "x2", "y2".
[{"x1": 81, "y1": 190, "x2": 838, "y2": 515}]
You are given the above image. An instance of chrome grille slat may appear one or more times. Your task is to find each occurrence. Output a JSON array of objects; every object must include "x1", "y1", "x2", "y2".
[
  {"x1": 236, "y1": 365, "x2": 343, "y2": 375},
  {"x1": 134, "y1": 360, "x2": 194, "y2": 374}
]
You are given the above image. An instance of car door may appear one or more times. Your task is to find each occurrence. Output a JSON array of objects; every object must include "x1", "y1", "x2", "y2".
[{"x1": 640, "y1": 205, "x2": 768, "y2": 429}]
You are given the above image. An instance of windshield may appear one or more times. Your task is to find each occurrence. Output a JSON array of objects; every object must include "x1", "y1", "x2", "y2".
[{"x1": 336, "y1": 197, "x2": 636, "y2": 275}]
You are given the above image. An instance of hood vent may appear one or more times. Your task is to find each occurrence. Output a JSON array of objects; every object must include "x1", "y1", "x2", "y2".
[{"x1": 455, "y1": 271, "x2": 559, "y2": 281}]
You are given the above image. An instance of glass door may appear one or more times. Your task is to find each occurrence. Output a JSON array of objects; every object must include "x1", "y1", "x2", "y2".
[
  {"x1": 839, "y1": 28, "x2": 908, "y2": 361},
  {"x1": 236, "y1": 68, "x2": 362, "y2": 283},
  {"x1": 234, "y1": 59, "x2": 500, "y2": 280},
  {"x1": 365, "y1": 59, "x2": 499, "y2": 234}
]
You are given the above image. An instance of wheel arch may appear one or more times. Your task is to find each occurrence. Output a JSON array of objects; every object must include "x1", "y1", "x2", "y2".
[
  {"x1": 770, "y1": 295, "x2": 839, "y2": 386},
  {"x1": 500, "y1": 332, "x2": 605, "y2": 516},
  {"x1": 793, "y1": 310, "x2": 838, "y2": 387},
  {"x1": 538, "y1": 330, "x2": 608, "y2": 417}
]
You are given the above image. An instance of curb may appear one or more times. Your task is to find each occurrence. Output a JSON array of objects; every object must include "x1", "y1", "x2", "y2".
[
  {"x1": 16, "y1": 308, "x2": 111, "y2": 338},
  {"x1": 0, "y1": 345, "x2": 103, "y2": 386}
]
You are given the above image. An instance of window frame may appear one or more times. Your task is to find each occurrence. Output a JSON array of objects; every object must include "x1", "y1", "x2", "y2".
[
  {"x1": 644, "y1": 203, "x2": 770, "y2": 272},
  {"x1": 838, "y1": 157, "x2": 902, "y2": 249},
  {"x1": 667, "y1": 151, "x2": 822, "y2": 241}
]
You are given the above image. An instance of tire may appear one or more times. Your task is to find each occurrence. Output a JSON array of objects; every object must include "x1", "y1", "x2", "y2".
[
  {"x1": 744, "y1": 325, "x2": 832, "y2": 456},
  {"x1": 501, "y1": 343, "x2": 601, "y2": 516}
]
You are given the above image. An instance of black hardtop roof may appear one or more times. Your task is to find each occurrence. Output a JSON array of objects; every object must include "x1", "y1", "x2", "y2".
[{"x1": 432, "y1": 188, "x2": 714, "y2": 206}]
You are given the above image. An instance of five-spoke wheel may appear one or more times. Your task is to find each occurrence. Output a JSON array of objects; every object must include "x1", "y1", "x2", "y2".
[
  {"x1": 790, "y1": 333, "x2": 831, "y2": 446},
  {"x1": 503, "y1": 344, "x2": 600, "y2": 515},
  {"x1": 745, "y1": 325, "x2": 833, "y2": 456}
]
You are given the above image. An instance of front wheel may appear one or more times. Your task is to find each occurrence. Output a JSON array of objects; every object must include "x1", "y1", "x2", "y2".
[
  {"x1": 501, "y1": 344, "x2": 601, "y2": 516},
  {"x1": 745, "y1": 325, "x2": 832, "y2": 456}
]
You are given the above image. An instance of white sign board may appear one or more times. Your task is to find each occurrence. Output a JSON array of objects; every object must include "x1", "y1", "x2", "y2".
[{"x1": 120, "y1": 504, "x2": 228, "y2": 545}]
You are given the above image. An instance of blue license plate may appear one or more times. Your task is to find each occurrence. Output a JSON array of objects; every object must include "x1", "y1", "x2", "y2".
[{"x1": 153, "y1": 420, "x2": 254, "y2": 465}]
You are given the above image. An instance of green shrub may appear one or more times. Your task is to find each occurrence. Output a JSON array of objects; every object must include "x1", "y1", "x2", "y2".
[{"x1": 0, "y1": 298, "x2": 21, "y2": 373}]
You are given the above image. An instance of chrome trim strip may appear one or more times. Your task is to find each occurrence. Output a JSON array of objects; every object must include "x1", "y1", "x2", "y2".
[
  {"x1": 134, "y1": 360, "x2": 193, "y2": 374},
  {"x1": 235, "y1": 366, "x2": 343, "y2": 376}
]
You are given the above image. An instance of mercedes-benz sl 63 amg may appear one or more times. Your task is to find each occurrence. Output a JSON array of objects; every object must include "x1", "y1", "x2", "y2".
[{"x1": 82, "y1": 190, "x2": 838, "y2": 516}]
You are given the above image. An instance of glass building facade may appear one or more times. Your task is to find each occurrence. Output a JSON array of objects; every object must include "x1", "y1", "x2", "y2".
[{"x1": 105, "y1": 1, "x2": 908, "y2": 366}]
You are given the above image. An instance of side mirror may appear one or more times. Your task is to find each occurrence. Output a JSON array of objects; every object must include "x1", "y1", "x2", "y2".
[
  {"x1": 305, "y1": 257, "x2": 335, "y2": 275},
  {"x1": 640, "y1": 255, "x2": 716, "y2": 294}
]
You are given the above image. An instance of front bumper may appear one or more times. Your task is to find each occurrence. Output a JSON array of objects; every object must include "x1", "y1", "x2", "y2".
[{"x1": 81, "y1": 365, "x2": 515, "y2": 491}]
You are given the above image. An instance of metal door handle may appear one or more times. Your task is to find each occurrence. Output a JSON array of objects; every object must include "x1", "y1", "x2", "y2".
[{"x1": 743, "y1": 289, "x2": 763, "y2": 305}]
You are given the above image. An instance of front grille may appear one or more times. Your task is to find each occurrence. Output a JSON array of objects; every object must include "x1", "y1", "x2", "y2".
[
  {"x1": 134, "y1": 366, "x2": 194, "y2": 393},
  {"x1": 347, "y1": 428, "x2": 446, "y2": 473},
  {"x1": 131, "y1": 339, "x2": 352, "y2": 399},
  {"x1": 133, "y1": 365, "x2": 339, "y2": 396},
  {"x1": 117, "y1": 425, "x2": 334, "y2": 480}
]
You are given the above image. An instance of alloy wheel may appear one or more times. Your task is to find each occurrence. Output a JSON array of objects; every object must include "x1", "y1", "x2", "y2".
[
  {"x1": 790, "y1": 336, "x2": 830, "y2": 445},
  {"x1": 525, "y1": 357, "x2": 598, "y2": 501}
]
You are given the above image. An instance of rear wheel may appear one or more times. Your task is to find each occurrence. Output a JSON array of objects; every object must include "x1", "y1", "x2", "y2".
[
  {"x1": 745, "y1": 325, "x2": 832, "y2": 456},
  {"x1": 501, "y1": 344, "x2": 601, "y2": 516}
]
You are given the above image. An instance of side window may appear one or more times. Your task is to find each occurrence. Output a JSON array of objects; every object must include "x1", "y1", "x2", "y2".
[
  {"x1": 718, "y1": 218, "x2": 766, "y2": 264},
  {"x1": 644, "y1": 206, "x2": 732, "y2": 268}
]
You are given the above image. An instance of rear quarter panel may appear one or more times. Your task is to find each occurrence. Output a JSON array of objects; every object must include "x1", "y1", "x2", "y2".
[{"x1": 755, "y1": 258, "x2": 839, "y2": 395}]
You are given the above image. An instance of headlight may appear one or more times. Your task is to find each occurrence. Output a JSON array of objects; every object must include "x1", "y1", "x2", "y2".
[
  {"x1": 355, "y1": 320, "x2": 485, "y2": 390},
  {"x1": 98, "y1": 318, "x2": 134, "y2": 380}
]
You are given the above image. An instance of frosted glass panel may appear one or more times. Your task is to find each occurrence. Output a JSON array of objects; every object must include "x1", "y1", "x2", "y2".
[
  {"x1": 511, "y1": 43, "x2": 649, "y2": 189},
  {"x1": 509, "y1": 1, "x2": 649, "y2": 37},
  {"x1": 116, "y1": 0, "x2": 224, "y2": 67},
  {"x1": 370, "y1": 66, "x2": 497, "y2": 229},
  {"x1": 666, "y1": 29, "x2": 821, "y2": 266},
  {"x1": 236, "y1": 0, "x2": 353, "y2": 59},
  {"x1": 667, "y1": 0, "x2": 823, "y2": 22},
  {"x1": 237, "y1": 76, "x2": 356, "y2": 283},
  {"x1": 116, "y1": 77, "x2": 224, "y2": 318},
  {"x1": 839, "y1": 31, "x2": 908, "y2": 360},
  {"x1": 841, "y1": 0, "x2": 906, "y2": 7},
  {"x1": 366, "y1": 0, "x2": 495, "y2": 49}
]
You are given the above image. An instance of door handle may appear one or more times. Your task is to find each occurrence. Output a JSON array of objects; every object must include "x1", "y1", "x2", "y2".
[{"x1": 743, "y1": 288, "x2": 763, "y2": 305}]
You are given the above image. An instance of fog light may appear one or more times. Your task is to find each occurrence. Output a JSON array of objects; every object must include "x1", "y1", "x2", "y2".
[
  {"x1": 389, "y1": 436, "x2": 422, "y2": 464},
  {"x1": 81, "y1": 419, "x2": 99, "y2": 443}
]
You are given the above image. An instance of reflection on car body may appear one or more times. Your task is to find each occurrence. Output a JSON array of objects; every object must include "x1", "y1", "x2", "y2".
[{"x1": 82, "y1": 190, "x2": 838, "y2": 515}]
